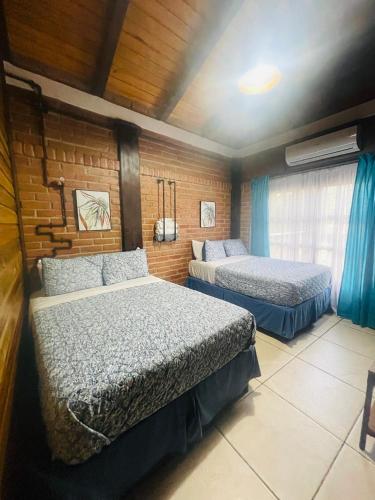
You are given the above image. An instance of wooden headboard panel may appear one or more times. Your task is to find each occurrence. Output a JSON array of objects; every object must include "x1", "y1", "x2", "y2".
[{"x1": 0, "y1": 61, "x2": 24, "y2": 486}]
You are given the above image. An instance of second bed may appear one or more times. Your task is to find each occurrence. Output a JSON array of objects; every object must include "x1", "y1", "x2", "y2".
[{"x1": 187, "y1": 255, "x2": 332, "y2": 339}]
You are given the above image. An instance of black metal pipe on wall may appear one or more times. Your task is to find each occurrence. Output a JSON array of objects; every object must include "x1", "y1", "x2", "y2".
[
  {"x1": 168, "y1": 180, "x2": 177, "y2": 241},
  {"x1": 5, "y1": 72, "x2": 72, "y2": 258}
]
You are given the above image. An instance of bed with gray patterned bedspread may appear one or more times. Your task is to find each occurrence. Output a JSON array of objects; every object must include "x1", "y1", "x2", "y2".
[
  {"x1": 215, "y1": 256, "x2": 331, "y2": 307},
  {"x1": 33, "y1": 280, "x2": 256, "y2": 465}
]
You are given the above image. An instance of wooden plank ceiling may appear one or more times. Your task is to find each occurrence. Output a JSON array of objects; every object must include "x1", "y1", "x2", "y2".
[{"x1": 3, "y1": 0, "x2": 375, "y2": 149}]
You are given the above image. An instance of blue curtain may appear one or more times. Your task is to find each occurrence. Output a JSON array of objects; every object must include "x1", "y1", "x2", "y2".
[
  {"x1": 337, "y1": 154, "x2": 375, "y2": 328},
  {"x1": 250, "y1": 176, "x2": 270, "y2": 257}
]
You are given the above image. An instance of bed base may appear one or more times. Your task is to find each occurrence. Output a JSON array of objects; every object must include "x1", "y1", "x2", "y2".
[
  {"x1": 17, "y1": 345, "x2": 260, "y2": 500},
  {"x1": 186, "y1": 276, "x2": 331, "y2": 339}
]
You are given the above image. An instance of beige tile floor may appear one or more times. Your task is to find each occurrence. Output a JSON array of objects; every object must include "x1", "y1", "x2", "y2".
[{"x1": 129, "y1": 315, "x2": 375, "y2": 500}]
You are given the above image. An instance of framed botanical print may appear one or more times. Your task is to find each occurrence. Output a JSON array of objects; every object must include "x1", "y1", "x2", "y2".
[
  {"x1": 74, "y1": 190, "x2": 111, "y2": 231},
  {"x1": 200, "y1": 201, "x2": 216, "y2": 228}
]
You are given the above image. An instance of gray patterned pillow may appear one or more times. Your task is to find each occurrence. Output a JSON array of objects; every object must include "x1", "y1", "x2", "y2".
[
  {"x1": 224, "y1": 239, "x2": 248, "y2": 257},
  {"x1": 103, "y1": 249, "x2": 149, "y2": 285},
  {"x1": 203, "y1": 240, "x2": 226, "y2": 261},
  {"x1": 42, "y1": 255, "x2": 104, "y2": 297}
]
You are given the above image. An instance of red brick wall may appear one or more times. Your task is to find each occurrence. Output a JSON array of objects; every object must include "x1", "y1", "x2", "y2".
[
  {"x1": 8, "y1": 87, "x2": 231, "y2": 286},
  {"x1": 140, "y1": 133, "x2": 231, "y2": 284},
  {"x1": 9, "y1": 88, "x2": 121, "y2": 285}
]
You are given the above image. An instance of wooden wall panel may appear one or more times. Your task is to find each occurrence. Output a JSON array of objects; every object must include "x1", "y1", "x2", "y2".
[{"x1": 0, "y1": 63, "x2": 24, "y2": 488}]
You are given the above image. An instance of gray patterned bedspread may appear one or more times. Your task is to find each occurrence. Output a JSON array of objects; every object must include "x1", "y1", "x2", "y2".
[
  {"x1": 32, "y1": 281, "x2": 256, "y2": 465},
  {"x1": 215, "y1": 256, "x2": 331, "y2": 306}
]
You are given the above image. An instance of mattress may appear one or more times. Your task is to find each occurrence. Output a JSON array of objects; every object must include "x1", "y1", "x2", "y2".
[
  {"x1": 30, "y1": 276, "x2": 256, "y2": 465},
  {"x1": 189, "y1": 255, "x2": 250, "y2": 283},
  {"x1": 189, "y1": 256, "x2": 331, "y2": 307}
]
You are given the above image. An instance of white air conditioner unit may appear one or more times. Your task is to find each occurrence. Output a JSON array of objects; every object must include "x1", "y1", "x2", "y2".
[{"x1": 285, "y1": 126, "x2": 360, "y2": 167}]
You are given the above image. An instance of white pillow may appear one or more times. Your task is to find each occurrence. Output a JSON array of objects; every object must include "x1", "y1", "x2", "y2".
[{"x1": 192, "y1": 240, "x2": 204, "y2": 261}]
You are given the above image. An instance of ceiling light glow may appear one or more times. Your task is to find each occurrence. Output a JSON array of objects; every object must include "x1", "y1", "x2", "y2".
[{"x1": 238, "y1": 64, "x2": 282, "y2": 95}]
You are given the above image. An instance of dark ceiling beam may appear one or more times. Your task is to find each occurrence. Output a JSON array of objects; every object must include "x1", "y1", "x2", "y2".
[
  {"x1": 92, "y1": 0, "x2": 130, "y2": 97},
  {"x1": 156, "y1": 0, "x2": 246, "y2": 121}
]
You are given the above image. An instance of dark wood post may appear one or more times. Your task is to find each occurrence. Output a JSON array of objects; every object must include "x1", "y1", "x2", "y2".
[
  {"x1": 230, "y1": 159, "x2": 242, "y2": 239},
  {"x1": 117, "y1": 121, "x2": 143, "y2": 251}
]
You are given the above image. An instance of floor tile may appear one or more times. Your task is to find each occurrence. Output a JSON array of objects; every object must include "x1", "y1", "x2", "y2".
[
  {"x1": 265, "y1": 358, "x2": 364, "y2": 440},
  {"x1": 217, "y1": 385, "x2": 341, "y2": 500},
  {"x1": 255, "y1": 338, "x2": 293, "y2": 383},
  {"x1": 323, "y1": 321, "x2": 375, "y2": 359},
  {"x1": 248, "y1": 379, "x2": 261, "y2": 394},
  {"x1": 257, "y1": 329, "x2": 318, "y2": 356},
  {"x1": 341, "y1": 319, "x2": 375, "y2": 336},
  {"x1": 346, "y1": 408, "x2": 375, "y2": 462},
  {"x1": 298, "y1": 338, "x2": 374, "y2": 391},
  {"x1": 129, "y1": 428, "x2": 276, "y2": 500},
  {"x1": 308, "y1": 313, "x2": 341, "y2": 337},
  {"x1": 315, "y1": 445, "x2": 375, "y2": 500}
]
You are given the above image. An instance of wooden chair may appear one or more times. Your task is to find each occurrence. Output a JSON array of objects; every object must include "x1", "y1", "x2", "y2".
[{"x1": 360, "y1": 361, "x2": 375, "y2": 450}]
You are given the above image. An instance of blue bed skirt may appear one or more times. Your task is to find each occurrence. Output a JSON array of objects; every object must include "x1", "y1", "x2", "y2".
[
  {"x1": 185, "y1": 277, "x2": 331, "y2": 339},
  {"x1": 15, "y1": 339, "x2": 260, "y2": 500}
]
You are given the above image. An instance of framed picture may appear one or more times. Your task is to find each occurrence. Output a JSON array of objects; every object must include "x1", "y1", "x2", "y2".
[
  {"x1": 74, "y1": 190, "x2": 111, "y2": 231},
  {"x1": 200, "y1": 201, "x2": 216, "y2": 228}
]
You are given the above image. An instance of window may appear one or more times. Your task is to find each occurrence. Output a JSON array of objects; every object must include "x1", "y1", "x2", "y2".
[{"x1": 269, "y1": 163, "x2": 357, "y2": 308}]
